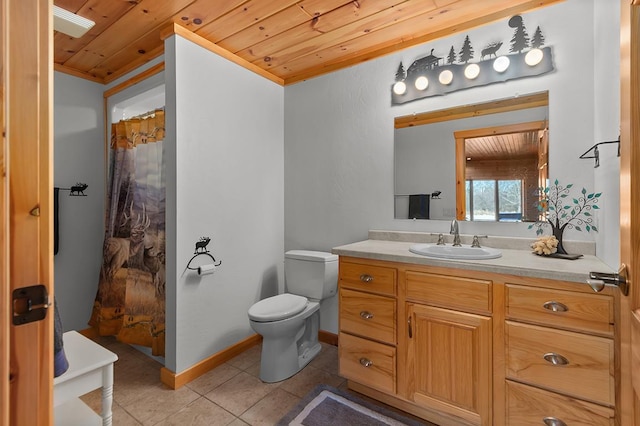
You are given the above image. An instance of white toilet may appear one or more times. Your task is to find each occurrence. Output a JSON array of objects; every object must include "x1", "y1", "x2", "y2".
[{"x1": 248, "y1": 250, "x2": 338, "y2": 383}]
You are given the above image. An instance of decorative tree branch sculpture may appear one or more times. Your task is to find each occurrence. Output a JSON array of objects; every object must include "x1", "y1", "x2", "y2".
[{"x1": 528, "y1": 179, "x2": 601, "y2": 254}]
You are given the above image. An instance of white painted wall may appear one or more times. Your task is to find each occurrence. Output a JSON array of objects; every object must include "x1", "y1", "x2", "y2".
[
  {"x1": 593, "y1": 0, "x2": 621, "y2": 269},
  {"x1": 165, "y1": 35, "x2": 285, "y2": 373},
  {"x1": 284, "y1": 0, "x2": 621, "y2": 333},
  {"x1": 53, "y1": 72, "x2": 105, "y2": 331}
]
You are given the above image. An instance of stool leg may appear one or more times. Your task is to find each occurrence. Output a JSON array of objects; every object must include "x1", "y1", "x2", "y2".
[{"x1": 101, "y1": 363, "x2": 114, "y2": 426}]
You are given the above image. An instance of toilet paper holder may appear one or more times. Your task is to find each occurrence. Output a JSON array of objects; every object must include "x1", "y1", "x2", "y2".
[{"x1": 186, "y1": 236, "x2": 222, "y2": 274}]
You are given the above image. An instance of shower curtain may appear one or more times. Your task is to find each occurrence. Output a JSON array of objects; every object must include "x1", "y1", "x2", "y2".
[{"x1": 90, "y1": 109, "x2": 166, "y2": 356}]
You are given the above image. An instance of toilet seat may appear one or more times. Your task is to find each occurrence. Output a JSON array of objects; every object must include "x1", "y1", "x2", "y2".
[{"x1": 248, "y1": 293, "x2": 308, "y2": 322}]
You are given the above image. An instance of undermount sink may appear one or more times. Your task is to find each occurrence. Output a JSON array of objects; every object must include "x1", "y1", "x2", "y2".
[{"x1": 409, "y1": 243, "x2": 502, "y2": 260}]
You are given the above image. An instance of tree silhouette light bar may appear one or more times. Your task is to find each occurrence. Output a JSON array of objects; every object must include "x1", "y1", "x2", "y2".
[{"x1": 391, "y1": 15, "x2": 554, "y2": 105}]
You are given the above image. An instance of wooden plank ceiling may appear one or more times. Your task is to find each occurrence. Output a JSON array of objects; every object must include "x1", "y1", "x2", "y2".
[
  {"x1": 54, "y1": 0, "x2": 564, "y2": 85},
  {"x1": 466, "y1": 131, "x2": 541, "y2": 161}
]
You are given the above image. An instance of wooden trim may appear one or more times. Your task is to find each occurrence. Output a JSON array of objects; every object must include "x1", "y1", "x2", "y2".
[
  {"x1": 453, "y1": 120, "x2": 547, "y2": 139},
  {"x1": 455, "y1": 137, "x2": 466, "y2": 220},
  {"x1": 319, "y1": 330, "x2": 338, "y2": 346},
  {"x1": 0, "y1": 0, "x2": 8, "y2": 422},
  {"x1": 160, "y1": 334, "x2": 262, "y2": 389},
  {"x1": 53, "y1": 63, "x2": 104, "y2": 84},
  {"x1": 394, "y1": 91, "x2": 549, "y2": 129},
  {"x1": 618, "y1": 2, "x2": 640, "y2": 425},
  {"x1": 103, "y1": 62, "x2": 165, "y2": 99},
  {"x1": 160, "y1": 23, "x2": 284, "y2": 86}
]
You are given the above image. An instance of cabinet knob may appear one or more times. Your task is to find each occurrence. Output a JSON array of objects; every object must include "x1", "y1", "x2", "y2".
[
  {"x1": 542, "y1": 301, "x2": 568, "y2": 312},
  {"x1": 359, "y1": 274, "x2": 374, "y2": 283},
  {"x1": 359, "y1": 358, "x2": 373, "y2": 367},
  {"x1": 543, "y1": 417, "x2": 567, "y2": 426},
  {"x1": 543, "y1": 352, "x2": 569, "y2": 366},
  {"x1": 360, "y1": 311, "x2": 374, "y2": 319}
]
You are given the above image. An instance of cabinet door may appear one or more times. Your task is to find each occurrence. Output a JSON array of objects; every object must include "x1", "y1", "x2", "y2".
[{"x1": 405, "y1": 304, "x2": 492, "y2": 426}]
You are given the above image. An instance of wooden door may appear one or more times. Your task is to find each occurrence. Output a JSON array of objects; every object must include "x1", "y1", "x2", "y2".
[
  {"x1": 1, "y1": 0, "x2": 54, "y2": 424},
  {"x1": 406, "y1": 303, "x2": 492, "y2": 425},
  {"x1": 619, "y1": 2, "x2": 640, "y2": 425}
]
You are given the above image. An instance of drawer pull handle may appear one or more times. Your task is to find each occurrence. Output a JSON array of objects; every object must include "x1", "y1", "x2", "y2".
[
  {"x1": 360, "y1": 311, "x2": 374, "y2": 319},
  {"x1": 359, "y1": 274, "x2": 374, "y2": 283},
  {"x1": 359, "y1": 358, "x2": 373, "y2": 367},
  {"x1": 543, "y1": 417, "x2": 567, "y2": 426},
  {"x1": 543, "y1": 352, "x2": 569, "y2": 366},
  {"x1": 542, "y1": 301, "x2": 568, "y2": 312},
  {"x1": 408, "y1": 316, "x2": 413, "y2": 339}
]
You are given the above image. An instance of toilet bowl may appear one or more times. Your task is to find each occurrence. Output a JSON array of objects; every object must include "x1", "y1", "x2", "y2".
[{"x1": 248, "y1": 250, "x2": 338, "y2": 383}]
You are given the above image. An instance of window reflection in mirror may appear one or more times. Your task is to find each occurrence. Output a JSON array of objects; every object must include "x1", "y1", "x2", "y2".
[
  {"x1": 455, "y1": 120, "x2": 548, "y2": 222},
  {"x1": 394, "y1": 91, "x2": 548, "y2": 222}
]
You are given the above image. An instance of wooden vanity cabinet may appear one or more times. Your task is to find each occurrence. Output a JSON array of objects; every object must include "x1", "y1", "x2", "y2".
[
  {"x1": 337, "y1": 256, "x2": 617, "y2": 426},
  {"x1": 504, "y1": 282, "x2": 615, "y2": 425},
  {"x1": 338, "y1": 258, "x2": 397, "y2": 394}
]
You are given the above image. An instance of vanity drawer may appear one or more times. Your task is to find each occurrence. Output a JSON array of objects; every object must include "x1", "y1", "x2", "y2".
[
  {"x1": 506, "y1": 380, "x2": 614, "y2": 426},
  {"x1": 339, "y1": 332, "x2": 396, "y2": 394},
  {"x1": 405, "y1": 271, "x2": 491, "y2": 314},
  {"x1": 506, "y1": 284, "x2": 613, "y2": 335},
  {"x1": 339, "y1": 288, "x2": 395, "y2": 344},
  {"x1": 505, "y1": 321, "x2": 614, "y2": 406},
  {"x1": 339, "y1": 260, "x2": 396, "y2": 296}
]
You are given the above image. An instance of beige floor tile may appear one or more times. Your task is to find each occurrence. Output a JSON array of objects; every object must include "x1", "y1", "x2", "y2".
[
  {"x1": 243, "y1": 360, "x2": 261, "y2": 378},
  {"x1": 113, "y1": 364, "x2": 165, "y2": 407},
  {"x1": 154, "y1": 396, "x2": 236, "y2": 426},
  {"x1": 79, "y1": 393, "x2": 142, "y2": 425},
  {"x1": 226, "y1": 345, "x2": 262, "y2": 371},
  {"x1": 120, "y1": 384, "x2": 200, "y2": 425},
  {"x1": 187, "y1": 363, "x2": 242, "y2": 395},
  {"x1": 227, "y1": 419, "x2": 250, "y2": 426},
  {"x1": 239, "y1": 388, "x2": 300, "y2": 426},
  {"x1": 204, "y1": 372, "x2": 279, "y2": 416},
  {"x1": 278, "y1": 365, "x2": 345, "y2": 398},
  {"x1": 308, "y1": 343, "x2": 339, "y2": 375}
]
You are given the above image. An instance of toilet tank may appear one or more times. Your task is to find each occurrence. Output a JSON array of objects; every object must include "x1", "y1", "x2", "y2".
[{"x1": 285, "y1": 250, "x2": 338, "y2": 301}]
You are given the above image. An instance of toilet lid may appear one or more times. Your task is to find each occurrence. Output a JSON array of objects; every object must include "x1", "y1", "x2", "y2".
[{"x1": 248, "y1": 294, "x2": 308, "y2": 322}]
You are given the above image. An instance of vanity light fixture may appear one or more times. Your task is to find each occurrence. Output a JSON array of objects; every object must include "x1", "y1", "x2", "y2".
[
  {"x1": 439, "y1": 69, "x2": 453, "y2": 85},
  {"x1": 493, "y1": 56, "x2": 510, "y2": 73},
  {"x1": 525, "y1": 48, "x2": 544, "y2": 66},
  {"x1": 464, "y1": 63, "x2": 480, "y2": 80},
  {"x1": 414, "y1": 76, "x2": 429, "y2": 90},
  {"x1": 53, "y1": 5, "x2": 95, "y2": 38},
  {"x1": 393, "y1": 81, "x2": 407, "y2": 95}
]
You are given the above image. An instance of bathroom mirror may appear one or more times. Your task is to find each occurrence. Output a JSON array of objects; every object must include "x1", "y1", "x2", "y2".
[{"x1": 394, "y1": 91, "x2": 548, "y2": 222}]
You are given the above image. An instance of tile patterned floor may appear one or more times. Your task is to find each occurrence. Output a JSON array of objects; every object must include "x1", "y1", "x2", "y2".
[{"x1": 80, "y1": 336, "x2": 349, "y2": 425}]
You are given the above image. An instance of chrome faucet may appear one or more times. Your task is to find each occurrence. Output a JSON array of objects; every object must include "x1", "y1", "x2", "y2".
[{"x1": 450, "y1": 219, "x2": 461, "y2": 247}]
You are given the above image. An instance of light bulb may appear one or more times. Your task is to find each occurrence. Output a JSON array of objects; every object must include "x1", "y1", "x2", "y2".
[
  {"x1": 525, "y1": 48, "x2": 544, "y2": 66},
  {"x1": 414, "y1": 76, "x2": 429, "y2": 90},
  {"x1": 464, "y1": 63, "x2": 480, "y2": 80},
  {"x1": 439, "y1": 70, "x2": 453, "y2": 85},
  {"x1": 493, "y1": 56, "x2": 510, "y2": 73},
  {"x1": 393, "y1": 81, "x2": 406, "y2": 95}
]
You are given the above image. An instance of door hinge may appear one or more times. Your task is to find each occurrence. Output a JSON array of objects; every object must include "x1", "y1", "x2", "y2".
[{"x1": 12, "y1": 284, "x2": 49, "y2": 325}]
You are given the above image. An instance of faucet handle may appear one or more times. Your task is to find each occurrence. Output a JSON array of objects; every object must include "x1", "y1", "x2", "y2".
[
  {"x1": 471, "y1": 235, "x2": 488, "y2": 248},
  {"x1": 430, "y1": 233, "x2": 446, "y2": 245}
]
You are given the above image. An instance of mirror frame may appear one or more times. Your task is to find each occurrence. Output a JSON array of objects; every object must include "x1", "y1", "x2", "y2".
[{"x1": 394, "y1": 90, "x2": 548, "y2": 221}]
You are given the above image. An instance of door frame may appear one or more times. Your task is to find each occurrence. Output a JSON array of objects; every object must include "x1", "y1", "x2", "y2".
[
  {"x1": 618, "y1": 1, "x2": 639, "y2": 425},
  {"x1": 1, "y1": 0, "x2": 54, "y2": 424}
]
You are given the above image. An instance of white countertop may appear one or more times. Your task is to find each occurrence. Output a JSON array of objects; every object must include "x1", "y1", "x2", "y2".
[{"x1": 332, "y1": 238, "x2": 614, "y2": 284}]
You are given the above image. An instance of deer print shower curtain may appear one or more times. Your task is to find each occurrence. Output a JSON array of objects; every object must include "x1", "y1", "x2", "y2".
[{"x1": 90, "y1": 109, "x2": 166, "y2": 356}]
